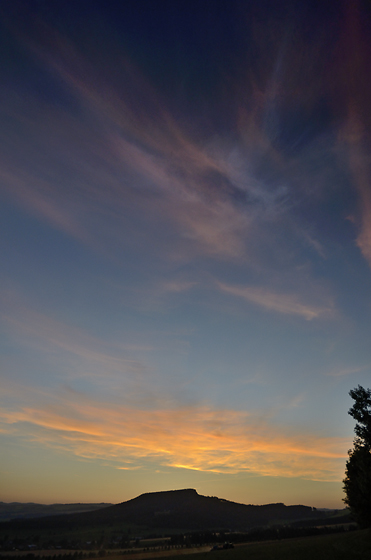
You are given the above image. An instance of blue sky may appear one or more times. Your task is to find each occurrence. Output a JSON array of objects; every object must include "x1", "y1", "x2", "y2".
[{"x1": 1, "y1": 0, "x2": 371, "y2": 508}]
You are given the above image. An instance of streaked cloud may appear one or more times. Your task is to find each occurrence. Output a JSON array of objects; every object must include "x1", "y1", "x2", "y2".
[
  {"x1": 217, "y1": 282, "x2": 333, "y2": 320},
  {"x1": 0, "y1": 24, "x2": 254, "y2": 261},
  {"x1": 1, "y1": 17, "x2": 312, "y2": 269},
  {"x1": 0, "y1": 295, "x2": 144, "y2": 379},
  {"x1": 161, "y1": 281, "x2": 197, "y2": 293},
  {"x1": 0, "y1": 384, "x2": 348, "y2": 482},
  {"x1": 326, "y1": 364, "x2": 369, "y2": 377},
  {"x1": 334, "y1": 3, "x2": 371, "y2": 269}
]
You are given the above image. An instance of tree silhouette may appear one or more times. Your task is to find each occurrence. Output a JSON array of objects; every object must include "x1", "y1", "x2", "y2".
[{"x1": 343, "y1": 385, "x2": 371, "y2": 528}]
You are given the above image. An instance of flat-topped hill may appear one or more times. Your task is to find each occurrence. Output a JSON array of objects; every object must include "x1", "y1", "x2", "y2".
[{"x1": 2, "y1": 489, "x2": 325, "y2": 531}]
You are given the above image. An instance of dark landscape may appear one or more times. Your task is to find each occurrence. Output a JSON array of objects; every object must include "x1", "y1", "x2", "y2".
[
  {"x1": 0, "y1": 489, "x2": 358, "y2": 558},
  {"x1": 0, "y1": 489, "x2": 347, "y2": 531},
  {"x1": 0, "y1": 505, "x2": 112, "y2": 524}
]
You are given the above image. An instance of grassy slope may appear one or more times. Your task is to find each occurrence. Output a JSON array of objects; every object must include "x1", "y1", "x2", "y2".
[
  {"x1": 137, "y1": 530, "x2": 371, "y2": 560},
  {"x1": 1, "y1": 529, "x2": 370, "y2": 559}
]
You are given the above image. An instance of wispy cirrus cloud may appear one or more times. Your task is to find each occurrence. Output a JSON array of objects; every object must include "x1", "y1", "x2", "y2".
[
  {"x1": 326, "y1": 364, "x2": 369, "y2": 377},
  {"x1": 0, "y1": 383, "x2": 348, "y2": 482},
  {"x1": 217, "y1": 282, "x2": 333, "y2": 320},
  {"x1": 0, "y1": 18, "x2": 300, "y2": 266},
  {"x1": 0, "y1": 23, "x2": 249, "y2": 260},
  {"x1": 333, "y1": 3, "x2": 371, "y2": 269},
  {"x1": 1, "y1": 299, "x2": 141, "y2": 375},
  {"x1": 0, "y1": 291, "x2": 151, "y2": 401}
]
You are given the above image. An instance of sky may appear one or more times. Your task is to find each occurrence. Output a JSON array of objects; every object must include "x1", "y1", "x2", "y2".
[{"x1": 1, "y1": 0, "x2": 371, "y2": 510}]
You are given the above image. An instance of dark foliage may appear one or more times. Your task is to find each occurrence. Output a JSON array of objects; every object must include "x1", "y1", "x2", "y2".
[
  {"x1": 348, "y1": 386, "x2": 371, "y2": 450},
  {"x1": 343, "y1": 386, "x2": 371, "y2": 528}
]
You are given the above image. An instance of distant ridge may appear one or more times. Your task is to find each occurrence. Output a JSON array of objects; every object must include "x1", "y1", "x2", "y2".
[
  {"x1": 0, "y1": 502, "x2": 112, "y2": 522},
  {"x1": 2, "y1": 489, "x2": 325, "y2": 530}
]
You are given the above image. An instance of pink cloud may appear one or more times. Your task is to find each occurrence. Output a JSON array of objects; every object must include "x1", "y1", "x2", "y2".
[{"x1": 217, "y1": 282, "x2": 333, "y2": 320}]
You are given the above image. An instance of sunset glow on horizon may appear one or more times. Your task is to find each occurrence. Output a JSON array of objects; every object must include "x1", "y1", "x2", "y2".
[{"x1": 1, "y1": 0, "x2": 371, "y2": 509}]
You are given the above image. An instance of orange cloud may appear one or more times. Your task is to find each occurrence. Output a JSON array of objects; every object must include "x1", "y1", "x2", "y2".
[
  {"x1": 0, "y1": 385, "x2": 349, "y2": 482},
  {"x1": 0, "y1": 294, "x2": 344, "y2": 484}
]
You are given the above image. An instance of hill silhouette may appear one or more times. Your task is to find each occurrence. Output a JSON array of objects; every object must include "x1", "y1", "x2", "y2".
[
  {"x1": 0, "y1": 502, "x2": 111, "y2": 522},
  {"x1": 3, "y1": 489, "x2": 326, "y2": 531}
]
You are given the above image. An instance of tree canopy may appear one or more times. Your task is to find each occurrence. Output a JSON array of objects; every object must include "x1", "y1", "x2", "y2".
[
  {"x1": 348, "y1": 386, "x2": 371, "y2": 450},
  {"x1": 343, "y1": 385, "x2": 371, "y2": 528}
]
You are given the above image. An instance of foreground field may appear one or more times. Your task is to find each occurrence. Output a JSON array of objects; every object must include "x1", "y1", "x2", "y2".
[
  {"x1": 103, "y1": 530, "x2": 371, "y2": 560},
  {"x1": 1, "y1": 530, "x2": 370, "y2": 560},
  {"x1": 156, "y1": 530, "x2": 371, "y2": 560}
]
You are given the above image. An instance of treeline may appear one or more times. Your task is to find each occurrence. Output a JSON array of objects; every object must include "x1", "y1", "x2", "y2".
[
  {"x1": 0, "y1": 546, "x2": 195, "y2": 560},
  {"x1": 0, "y1": 552, "x2": 109, "y2": 560},
  {"x1": 231, "y1": 523, "x2": 357, "y2": 543},
  {"x1": 169, "y1": 523, "x2": 358, "y2": 546},
  {"x1": 0, "y1": 523, "x2": 358, "y2": 559}
]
